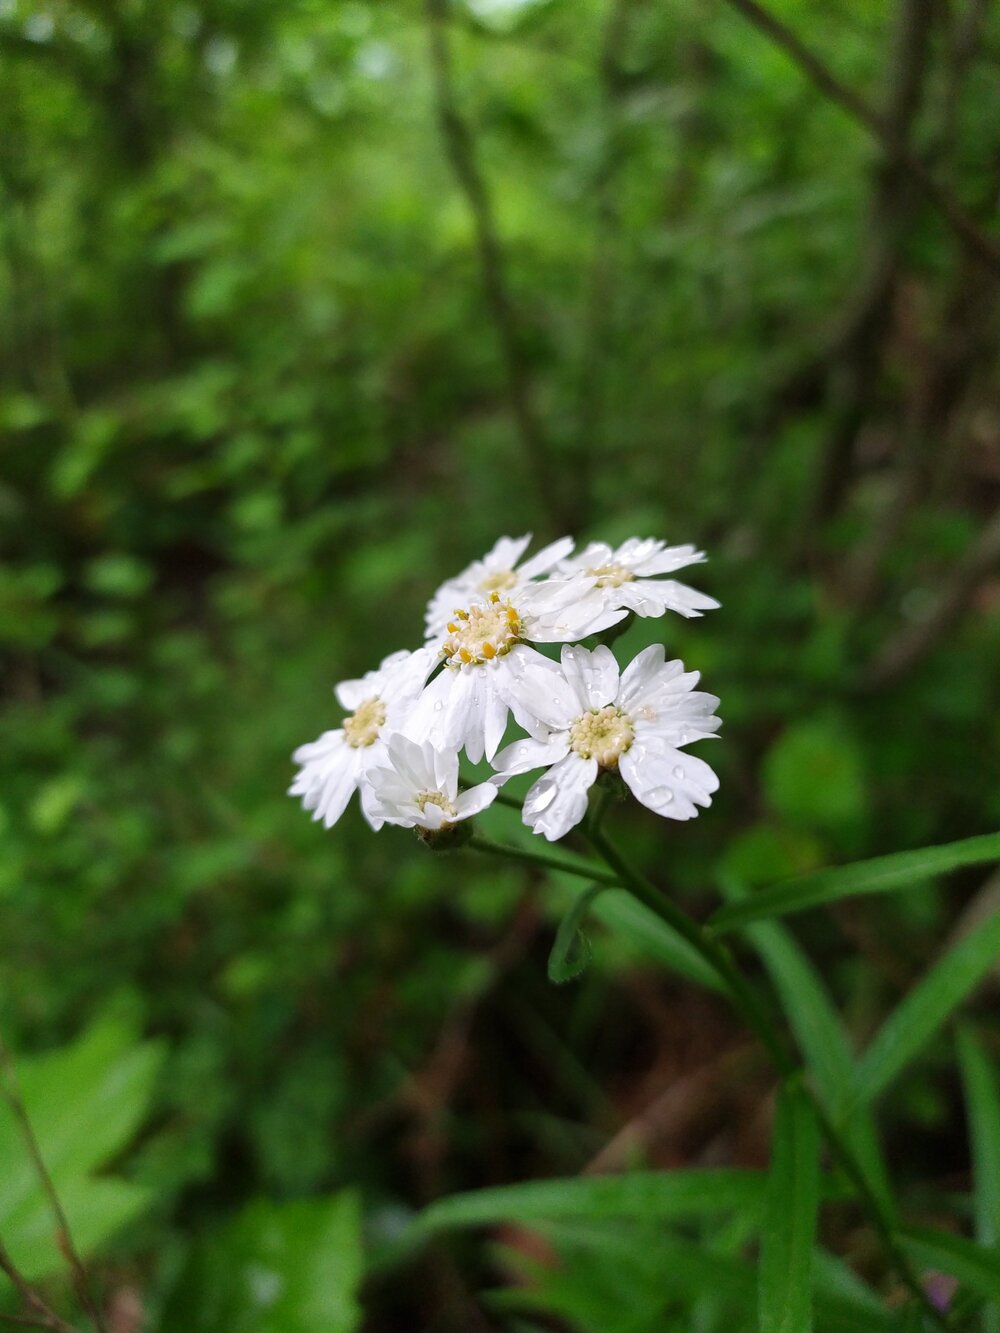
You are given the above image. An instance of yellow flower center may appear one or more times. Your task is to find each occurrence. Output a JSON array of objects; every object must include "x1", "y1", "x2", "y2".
[
  {"x1": 479, "y1": 568, "x2": 518, "y2": 593},
  {"x1": 441, "y1": 592, "x2": 523, "y2": 668},
  {"x1": 569, "y1": 706, "x2": 634, "y2": 768},
  {"x1": 343, "y1": 696, "x2": 386, "y2": 748},
  {"x1": 417, "y1": 790, "x2": 457, "y2": 819},
  {"x1": 586, "y1": 562, "x2": 634, "y2": 588}
]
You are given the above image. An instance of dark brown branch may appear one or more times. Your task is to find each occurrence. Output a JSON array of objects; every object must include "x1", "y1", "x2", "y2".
[
  {"x1": 862, "y1": 506, "x2": 1000, "y2": 689},
  {"x1": 0, "y1": 1037, "x2": 106, "y2": 1333},
  {"x1": 719, "y1": 0, "x2": 1000, "y2": 274},
  {"x1": 424, "y1": 0, "x2": 570, "y2": 531}
]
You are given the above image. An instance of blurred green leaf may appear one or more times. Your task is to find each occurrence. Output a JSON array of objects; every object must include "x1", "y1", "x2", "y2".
[
  {"x1": 0, "y1": 1011, "x2": 164, "y2": 1279},
  {"x1": 759, "y1": 1083, "x2": 820, "y2": 1333},
  {"x1": 957, "y1": 1027, "x2": 1000, "y2": 1333},
  {"x1": 900, "y1": 1225, "x2": 1000, "y2": 1304},
  {"x1": 762, "y1": 718, "x2": 867, "y2": 841},
  {"x1": 548, "y1": 883, "x2": 604, "y2": 984},
  {"x1": 851, "y1": 914, "x2": 1000, "y2": 1110},
  {"x1": 711, "y1": 832, "x2": 1000, "y2": 933},
  {"x1": 159, "y1": 1193, "x2": 363, "y2": 1333}
]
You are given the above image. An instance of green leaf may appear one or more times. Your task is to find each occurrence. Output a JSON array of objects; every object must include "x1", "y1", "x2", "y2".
[
  {"x1": 957, "y1": 1027, "x2": 1000, "y2": 1333},
  {"x1": 0, "y1": 1010, "x2": 165, "y2": 1279},
  {"x1": 710, "y1": 832, "x2": 1000, "y2": 933},
  {"x1": 851, "y1": 913, "x2": 1000, "y2": 1110},
  {"x1": 720, "y1": 880, "x2": 893, "y2": 1212},
  {"x1": 900, "y1": 1225, "x2": 1000, "y2": 1304},
  {"x1": 759, "y1": 1083, "x2": 821, "y2": 1333},
  {"x1": 548, "y1": 883, "x2": 605, "y2": 983},
  {"x1": 586, "y1": 889, "x2": 723, "y2": 992},
  {"x1": 159, "y1": 1193, "x2": 363, "y2": 1333},
  {"x1": 419, "y1": 1168, "x2": 766, "y2": 1232}
]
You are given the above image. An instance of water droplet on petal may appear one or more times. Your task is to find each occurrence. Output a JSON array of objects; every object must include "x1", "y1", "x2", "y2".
[
  {"x1": 433, "y1": 702, "x2": 444, "y2": 712},
  {"x1": 648, "y1": 787, "x2": 673, "y2": 805},
  {"x1": 672, "y1": 765, "x2": 684, "y2": 779}
]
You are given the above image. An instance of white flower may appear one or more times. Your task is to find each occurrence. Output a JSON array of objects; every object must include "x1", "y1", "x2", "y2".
[
  {"x1": 492, "y1": 644, "x2": 720, "y2": 841},
  {"x1": 363, "y1": 734, "x2": 498, "y2": 831},
  {"x1": 424, "y1": 533, "x2": 575, "y2": 639},
  {"x1": 407, "y1": 579, "x2": 629, "y2": 765},
  {"x1": 289, "y1": 646, "x2": 435, "y2": 830},
  {"x1": 557, "y1": 537, "x2": 719, "y2": 620}
]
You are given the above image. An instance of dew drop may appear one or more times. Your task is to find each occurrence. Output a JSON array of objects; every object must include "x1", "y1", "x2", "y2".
[
  {"x1": 433, "y1": 701, "x2": 444, "y2": 712},
  {"x1": 672, "y1": 765, "x2": 685, "y2": 780},
  {"x1": 648, "y1": 787, "x2": 673, "y2": 805}
]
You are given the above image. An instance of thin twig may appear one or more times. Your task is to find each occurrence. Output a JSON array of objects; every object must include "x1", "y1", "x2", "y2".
[
  {"x1": 719, "y1": 0, "x2": 1000, "y2": 274},
  {"x1": 0, "y1": 1036, "x2": 106, "y2": 1333},
  {"x1": 424, "y1": 0, "x2": 570, "y2": 530},
  {"x1": 0, "y1": 1238, "x2": 81, "y2": 1333}
]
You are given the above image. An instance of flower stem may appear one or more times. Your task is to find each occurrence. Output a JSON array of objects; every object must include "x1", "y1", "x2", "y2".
[
  {"x1": 584, "y1": 825, "x2": 948, "y2": 1330},
  {"x1": 467, "y1": 835, "x2": 618, "y2": 886}
]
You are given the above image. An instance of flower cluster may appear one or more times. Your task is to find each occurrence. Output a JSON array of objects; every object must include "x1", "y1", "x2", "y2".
[{"x1": 290, "y1": 535, "x2": 721, "y2": 842}]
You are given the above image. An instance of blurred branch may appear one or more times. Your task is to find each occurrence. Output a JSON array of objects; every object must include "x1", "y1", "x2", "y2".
[
  {"x1": 803, "y1": 0, "x2": 936, "y2": 530},
  {"x1": 424, "y1": 0, "x2": 571, "y2": 531},
  {"x1": 862, "y1": 505, "x2": 1000, "y2": 689},
  {"x1": 0, "y1": 1036, "x2": 106, "y2": 1333},
  {"x1": 719, "y1": 0, "x2": 1000, "y2": 274},
  {"x1": 0, "y1": 1239, "x2": 82, "y2": 1333},
  {"x1": 937, "y1": 0, "x2": 991, "y2": 166},
  {"x1": 573, "y1": 0, "x2": 644, "y2": 521}
]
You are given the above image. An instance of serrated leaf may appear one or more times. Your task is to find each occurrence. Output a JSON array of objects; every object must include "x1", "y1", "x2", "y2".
[
  {"x1": 420, "y1": 1168, "x2": 766, "y2": 1232},
  {"x1": 711, "y1": 832, "x2": 1000, "y2": 933},
  {"x1": 760, "y1": 1083, "x2": 821, "y2": 1333},
  {"x1": 851, "y1": 913, "x2": 1000, "y2": 1111},
  {"x1": 0, "y1": 1011, "x2": 166, "y2": 1279}
]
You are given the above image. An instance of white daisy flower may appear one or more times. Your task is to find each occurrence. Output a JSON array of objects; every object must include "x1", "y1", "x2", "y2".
[
  {"x1": 289, "y1": 646, "x2": 435, "y2": 830},
  {"x1": 557, "y1": 537, "x2": 719, "y2": 620},
  {"x1": 363, "y1": 734, "x2": 498, "y2": 832},
  {"x1": 407, "y1": 579, "x2": 629, "y2": 765},
  {"x1": 492, "y1": 643, "x2": 721, "y2": 841},
  {"x1": 424, "y1": 533, "x2": 576, "y2": 639}
]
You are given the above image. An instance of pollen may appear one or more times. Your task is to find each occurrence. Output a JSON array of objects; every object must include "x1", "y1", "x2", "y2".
[
  {"x1": 416, "y1": 789, "x2": 457, "y2": 820},
  {"x1": 569, "y1": 705, "x2": 634, "y2": 768},
  {"x1": 441, "y1": 596, "x2": 523, "y2": 668},
  {"x1": 343, "y1": 695, "x2": 387, "y2": 748},
  {"x1": 587, "y1": 562, "x2": 635, "y2": 588},
  {"x1": 479, "y1": 568, "x2": 518, "y2": 593}
]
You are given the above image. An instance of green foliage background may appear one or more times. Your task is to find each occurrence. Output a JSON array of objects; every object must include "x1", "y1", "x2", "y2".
[{"x1": 1, "y1": 0, "x2": 999, "y2": 1327}]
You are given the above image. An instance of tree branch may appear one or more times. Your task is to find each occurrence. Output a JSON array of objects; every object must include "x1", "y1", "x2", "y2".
[
  {"x1": 0, "y1": 1239, "x2": 82, "y2": 1333},
  {"x1": 424, "y1": 0, "x2": 571, "y2": 531},
  {"x1": 719, "y1": 0, "x2": 1000, "y2": 274}
]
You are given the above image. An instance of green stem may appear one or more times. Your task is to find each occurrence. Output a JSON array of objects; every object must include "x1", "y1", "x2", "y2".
[
  {"x1": 467, "y1": 835, "x2": 618, "y2": 887},
  {"x1": 583, "y1": 826, "x2": 947, "y2": 1331}
]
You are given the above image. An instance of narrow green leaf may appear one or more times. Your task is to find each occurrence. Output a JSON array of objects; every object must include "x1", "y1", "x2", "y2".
[
  {"x1": 729, "y1": 891, "x2": 893, "y2": 1212},
  {"x1": 548, "y1": 883, "x2": 604, "y2": 984},
  {"x1": 851, "y1": 913, "x2": 1000, "y2": 1110},
  {"x1": 957, "y1": 1027, "x2": 1000, "y2": 1333},
  {"x1": 419, "y1": 1168, "x2": 765, "y2": 1232},
  {"x1": 900, "y1": 1225, "x2": 1000, "y2": 1304},
  {"x1": 710, "y1": 832, "x2": 1000, "y2": 933},
  {"x1": 760, "y1": 1083, "x2": 821, "y2": 1333}
]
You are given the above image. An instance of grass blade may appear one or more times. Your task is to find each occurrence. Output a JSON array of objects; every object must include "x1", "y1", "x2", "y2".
[
  {"x1": 900, "y1": 1225, "x2": 1000, "y2": 1304},
  {"x1": 760, "y1": 1082, "x2": 821, "y2": 1333},
  {"x1": 419, "y1": 1168, "x2": 765, "y2": 1232},
  {"x1": 710, "y1": 832, "x2": 1000, "y2": 933},
  {"x1": 851, "y1": 913, "x2": 1000, "y2": 1110},
  {"x1": 957, "y1": 1026, "x2": 1000, "y2": 1333}
]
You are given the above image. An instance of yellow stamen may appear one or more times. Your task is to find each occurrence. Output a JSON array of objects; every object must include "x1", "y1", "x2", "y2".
[{"x1": 481, "y1": 642, "x2": 496, "y2": 659}]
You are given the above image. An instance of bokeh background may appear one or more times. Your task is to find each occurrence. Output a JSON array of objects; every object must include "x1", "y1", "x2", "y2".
[{"x1": 2, "y1": 0, "x2": 999, "y2": 1327}]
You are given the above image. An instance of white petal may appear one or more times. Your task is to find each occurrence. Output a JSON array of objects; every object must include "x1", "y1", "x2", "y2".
[
  {"x1": 561, "y1": 643, "x2": 620, "y2": 711},
  {"x1": 620, "y1": 741, "x2": 718, "y2": 821},
  {"x1": 632, "y1": 544, "x2": 705, "y2": 576},
  {"x1": 482, "y1": 673, "x2": 511, "y2": 762},
  {"x1": 484, "y1": 533, "x2": 533, "y2": 571},
  {"x1": 492, "y1": 733, "x2": 571, "y2": 778},
  {"x1": 516, "y1": 535, "x2": 575, "y2": 580},
  {"x1": 522, "y1": 752, "x2": 598, "y2": 841},
  {"x1": 454, "y1": 782, "x2": 499, "y2": 820},
  {"x1": 461, "y1": 672, "x2": 492, "y2": 765},
  {"x1": 308, "y1": 747, "x2": 363, "y2": 827},
  {"x1": 616, "y1": 645, "x2": 670, "y2": 711},
  {"x1": 621, "y1": 578, "x2": 720, "y2": 619},
  {"x1": 502, "y1": 646, "x2": 579, "y2": 732}
]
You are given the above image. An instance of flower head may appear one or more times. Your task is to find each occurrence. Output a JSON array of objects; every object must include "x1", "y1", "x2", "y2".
[
  {"x1": 493, "y1": 643, "x2": 720, "y2": 840},
  {"x1": 364, "y1": 734, "x2": 498, "y2": 833},
  {"x1": 289, "y1": 646, "x2": 434, "y2": 830},
  {"x1": 557, "y1": 537, "x2": 719, "y2": 620},
  {"x1": 424, "y1": 534, "x2": 575, "y2": 639}
]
